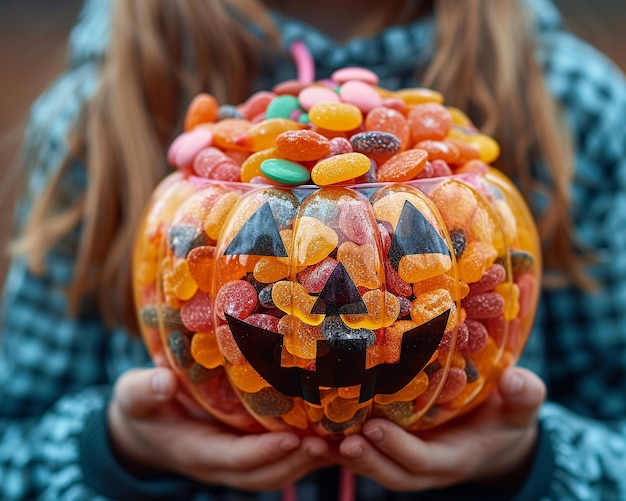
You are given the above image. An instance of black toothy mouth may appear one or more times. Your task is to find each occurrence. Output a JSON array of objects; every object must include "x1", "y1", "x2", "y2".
[{"x1": 225, "y1": 309, "x2": 450, "y2": 405}]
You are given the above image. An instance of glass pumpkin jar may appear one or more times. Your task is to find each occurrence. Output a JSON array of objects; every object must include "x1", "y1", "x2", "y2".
[{"x1": 133, "y1": 168, "x2": 540, "y2": 438}]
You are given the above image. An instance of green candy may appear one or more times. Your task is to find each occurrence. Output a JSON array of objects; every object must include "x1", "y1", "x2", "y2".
[
  {"x1": 264, "y1": 95, "x2": 301, "y2": 119},
  {"x1": 260, "y1": 158, "x2": 311, "y2": 185}
]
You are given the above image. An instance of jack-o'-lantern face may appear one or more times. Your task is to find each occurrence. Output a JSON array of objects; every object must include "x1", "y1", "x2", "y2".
[
  {"x1": 216, "y1": 184, "x2": 454, "y2": 405},
  {"x1": 133, "y1": 173, "x2": 540, "y2": 437}
]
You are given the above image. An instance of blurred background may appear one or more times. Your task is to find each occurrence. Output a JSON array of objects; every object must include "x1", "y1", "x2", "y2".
[{"x1": 0, "y1": 0, "x2": 625, "y2": 285}]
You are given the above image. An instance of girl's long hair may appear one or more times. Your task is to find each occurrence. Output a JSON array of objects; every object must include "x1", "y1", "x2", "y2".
[{"x1": 15, "y1": 0, "x2": 587, "y2": 333}]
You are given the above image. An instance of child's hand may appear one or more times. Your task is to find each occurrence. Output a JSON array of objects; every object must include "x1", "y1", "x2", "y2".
[
  {"x1": 107, "y1": 367, "x2": 332, "y2": 491},
  {"x1": 337, "y1": 366, "x2": 546, "y2": 492}
]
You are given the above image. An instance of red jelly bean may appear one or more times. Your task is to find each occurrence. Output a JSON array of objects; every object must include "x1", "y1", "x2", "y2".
[
  {"x1": 180, "y1": 290, "x2": 213, "y2": 331},
  {"x1": 215, "y1": 280, "x2": 258, "y2": 320},
  {"x1": 469, "y1": 264, "x2": 506, "y2": 295},
  {"x1": 461, "y1": 319, "x2": 489, "y2": 354},
  {"x1": 297, "y1": 257, "x2": 338, "y2": 293},
  {"x1": 244, "y1": 313, "x2": 281, "y2": 333},
  {"x1": 462, "y1": 292, "x2": 505, "y2": 319}
]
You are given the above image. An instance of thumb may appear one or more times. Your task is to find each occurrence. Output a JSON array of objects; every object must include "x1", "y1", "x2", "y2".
[
  {"x1": 498, "y1": 366, "x2": 546, "y2": 428},
  {"x1": 113, "y1": 367, "x2": 178, "y2": 418}
]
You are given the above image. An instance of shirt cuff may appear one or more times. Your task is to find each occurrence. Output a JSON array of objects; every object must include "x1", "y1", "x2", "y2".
[{"x1": 79, "y1": 404, "x2": 201, "y2": 501}]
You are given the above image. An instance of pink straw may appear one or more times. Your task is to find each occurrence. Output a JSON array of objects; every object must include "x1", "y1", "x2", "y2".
[{"x1": 289, "y1": 40, "x2": 315, "y2": 84}]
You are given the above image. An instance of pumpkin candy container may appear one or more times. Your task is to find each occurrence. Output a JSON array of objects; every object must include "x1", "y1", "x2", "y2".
[{"x1": 133, "y1": 43, "x2": 541, "y2": 438}]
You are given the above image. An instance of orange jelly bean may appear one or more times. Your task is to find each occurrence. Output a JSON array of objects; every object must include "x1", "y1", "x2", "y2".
[
  {"x1": 407, "y1": 102, "x2": 453, "y2": 143},
  {"x1": 275, "y1": 129, "x2": 331, "y2": 161},
  {"x1": 184, "y1": 93, "x2": 218, "y2": 131},
  {"x1": 308, "y1": 102, "x2": 363, "y2": 131},
  {"x1": 377, "y1": 148, "x2": 428, "y2": 182}
]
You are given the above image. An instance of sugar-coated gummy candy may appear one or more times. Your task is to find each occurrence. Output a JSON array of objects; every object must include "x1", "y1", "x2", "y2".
[
  {"x1": 260, "y1": 158, "x2": 311, "y2": 185},
  {"x1": 469, "y1": 263, "x2": 506, "y2": 295},
  {"x1": 168, "y1": 331, "x2": 193, "y2": 369},
  {"x1": 308, "y1": 102, "x2": 363, "y2": 131},
  {"x1": 376, "y1": 148, "x2": 428, "y2": 182},
  {"x1": 462, "y1": 292, "x2": 505, "y2": 319},
  {"x1": 407, "y1": 102, "x2": 452, "y2": 143},
  {"x1": 275, "y1": 129, "x2": 331, "y2": 161},
  {"x1": 184, "y1": 93, "x2": 218, "y2": 130},
  {"x1": 311, "y1": 152, "x2": 371, "y2": 186},
  {"x1": 243, "y1": 387, "x2": 294, "y2": 417},
  {"x1": 214, "y1": 280, "x2": 258, "y2": 320},
  {"x1": 365, "y1": 106, "x2": 410, "y2": 151},
  {"x1": 339, "y1": 80, "x2": 383, "y2": 113},
  {"x1": 350, "y1": 131, "x2": 402, "y2": 157},
  {"x1": 180, "y1": 290, "x2": 213, "y2": 331}
]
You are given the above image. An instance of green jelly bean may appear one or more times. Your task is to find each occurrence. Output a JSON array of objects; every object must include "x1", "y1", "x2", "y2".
[
  {"x1": 260, "y1": 158, "x2": 311, "y2": 185},
  {"x1": 265, "y1": 95, "x2": 301, "y2": 119},
  {"x1": 297, "y1": 112, "x2": 310, "y2": 124}
]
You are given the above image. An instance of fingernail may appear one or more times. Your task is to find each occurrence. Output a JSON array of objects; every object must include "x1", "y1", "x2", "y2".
[
  {"x1": 506, "y1": 372, "x2": 525, "y2": 395},
  {"x1": 364, "y1": 426, "x2": 384, "y2": 442},
  {"x1": 345, "y1": 445, "x2": 363, "y2": 458},
  {"x1": 150, "y1": 371, "x2": 170, "y2": 399},
  {"x1": 280, "y1": 437, "x2": 299, "y2": 452}
]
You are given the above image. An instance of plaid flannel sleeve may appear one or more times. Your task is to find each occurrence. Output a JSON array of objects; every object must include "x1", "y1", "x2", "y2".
[{"x1": 515, "y1": 26, "x2": 626, "y2": 500}]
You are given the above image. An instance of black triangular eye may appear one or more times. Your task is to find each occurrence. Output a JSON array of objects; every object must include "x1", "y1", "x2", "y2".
[
  {"x1": 311, "y1": 262, "x2": 368, "y2": 315},
  {"x1": 224, "y1": 202, "x2": 288, "y2": 257},
  {"x1": 388, "y1": 200, "x2": 450, "y2": 270}
]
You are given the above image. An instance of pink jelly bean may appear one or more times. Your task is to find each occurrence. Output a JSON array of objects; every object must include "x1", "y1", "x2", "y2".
[
  {"x1": 384, "y1": 260, "x2": 412, "y2": 297},
  {"x1": 174, "y1": 127, "x2": 214, "y2": 170},
  {"x1": 216, "y1": 324, "x2": 246, "y2": 364},
  {"x1": 244, "y1": 313, "x2": 281, "y2": 333},
  {"x1": 461, "y1": 319, "x2": 489, "y2": 353},
  {"x1": 298, "y1": 86, "x2": 340, "y2": 111},
  {"x1": 468, "y1": 263, "x2": 506, "y2": 295},
  {"x1": 440, "y1": 322, "x2": 469, "y2": 351},
  {"x1": 180, "y1": 290, "x2": 213, "y2": 331},
  {"x1": 430, "y1": 159, "x2": 454, "y2": 177},
  {"x1": 462, "y1": 292, "x2": 505, "y2": 319},
  {"x1": 339, "y1": 80, "x2": 383, "y2": 113},
  {"x1": 338, "y1": 198, "x2": 375, "y2": 245},
  {"x1": 193, "y1": 147, "x2": 241, "y2": 181},
  {"x1": 239, "y1": 91, "x2": 276, "y2": 120},
  {"x1": 214, "y1": 280, "x2": 258, "y2": 320},
  {"x1": 516, "y1": 272, "x2": 536, "y2": 318},
  {"x1": 328, "y1": 137, "x2": 353, "y2": 156},
  {"x1": 331, "y1": 67, "x2": 379, "y2": 86},
  {"x1": 297, "y1": 257, "x2": 338, "y2": 293}
]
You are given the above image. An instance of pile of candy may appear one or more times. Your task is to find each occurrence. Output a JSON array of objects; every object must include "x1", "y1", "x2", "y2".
[{"x1": 133, "y1": 55, "x2": 540, "y2": 437}]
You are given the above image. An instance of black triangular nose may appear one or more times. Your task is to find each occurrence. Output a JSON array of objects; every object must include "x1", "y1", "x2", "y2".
[{"x1": 311, "y1": 262, "x2": 368, "y2": 316}]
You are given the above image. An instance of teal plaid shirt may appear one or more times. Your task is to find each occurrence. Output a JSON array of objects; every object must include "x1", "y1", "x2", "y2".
[{"x1": 1, "y1": 0, "x2": 626, "y2": 499}]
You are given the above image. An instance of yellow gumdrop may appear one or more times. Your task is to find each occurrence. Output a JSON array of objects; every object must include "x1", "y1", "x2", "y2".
[
  {"x1": 281, "y1": 401, "x2": 309, "y2": 430},
  {"x1": 204, "y1": 192, "x2": 239, "y2": 240},
  {"x1": 163, "y1": 257, "x2": 198, "y2": 301},
  {"x1": 373, "y1": 191, "x2": 438, "y2": 230},
  {"x1": 241, "y1": 147, "x2": 281, "y2": 182},
  {"x1": 398, "y1": 254, "x2": 452, "y2": 283},
  {"x1": 337, "y1": 241, "x2": 381, "y2": 289},
  {"x1": 495, "y1": 282, "x2": 521, "y2": 320},
  {"x1": 413, "y1": 273, "x2": 469, "y2": 301},
  {"x1": 457, "y1": 241, "x2": 498, "y2": 284},
  {"x1": 324, "y1": 395, "x2": 369, "y2": 422},
  {"x1": 374, "y1": 371, "x2": 429, "y2": 404},
  {"x1": 190, "y1": 332, "x2": 222, "y2": 369},
  {"x1": 410, "y1": 288, "x2": 457, "y2": 331},
  {"x1": 394, "y1": 87, "x2": 444, "y2": 105},
  {"x1": 308, "y1": 102, "x2": 363, "y2": 131},
  {"x1": 279, "y1": 315, "x2": 323, "y2": 359},
  {"x1": 228, "y1": 363, "x2": 270, "y2": 392},
  {"x1": 253, "y1": 257, "x2": 290, "y2": 283},
  {"x1": 343, "y1": 289, "x2": 399, "y2": 329},
  {"x1": 428, "y1": 181, "x2": 478, "y2": 229},
  {"x1": 292, "y1": 216, "x2": 339, "y2": 267},
  {"x1": 311, "y1": 152, "x2": 371, "y2": 186},
  {"x1": 272, "y1": 281, "x2": 324, "y2": 325},
  {"x1": 384, "y1": 320, "x2": 418, "y2": 363},
  {"x1": 236, "y1": 118, "x2": 303, "y2": 152}
]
